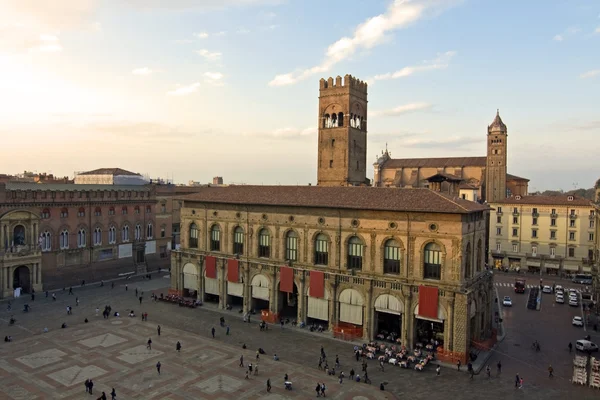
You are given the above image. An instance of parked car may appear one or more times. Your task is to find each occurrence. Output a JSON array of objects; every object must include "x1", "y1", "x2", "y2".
[
  {"x1": 576, "y1": 340, "x2": 599, "y2": 353},
  {"x1": 543, "y1": 285, "x2": 553, "y2": 294},
  {"x1": 502, "y1": 296, "x2": 512, "y2": 307},
  {"x1": 555, "y1": 285, "x2": 564, "y2": 292},
  {"x1": 573, "y1": 316, "x2": 584, "y2": 327},
  {"x1": 555, "y1": 295, "x2": 564, "y2": 304},
  {"x1": 570, "y1": 298, "x2": 579, "y2": 307}
]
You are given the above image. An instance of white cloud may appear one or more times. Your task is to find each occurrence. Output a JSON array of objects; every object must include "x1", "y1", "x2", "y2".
[
  {"x1": 196, "y1": 49, "x2": 222, "y2": 61},
  {"x1": 215, "y1": 31, "x2": 227, "y2": 36},
  {"x1": 553, "y1": 26, "x2": 581, "y2": 42},
  {"x1": 553, "y1": 34, "x2": 563, "y2": 42},
  {"x1": 402, "y1": 135, "x2": 482, "y2": 149},
  {"x1": 204, "y1": 71, "x2": 224, "y2": 86},
  {"x1": 244, "y1": 127, "x2": 316, "y2": 138},
  {"x1": 580, "y1": 69, "x2": 600, "y2": 79},
  {"x1": 370, "y1": 51, "x2": 456, "y2": 83},
  {"x1": 167, "y1": 82, "x2": 201, "y2": 96},
  {"x1": 132, "y1": 67, "x2": 153, "y2": 76},
  {"x1": 37, "y1": 34, "x2": 62, "y2": 52},
  {"x1": 237, "y1": 27, "x2": 251, "y2": 34},
  {"x1": 174, "y1": 39, "x2": 194, "y2": 44},
  {"x1": 125, "y1": 0, "x2": 283, "y2": 11},
  {"x1": 371, "y1": 102, "x2": 432, "y2": 117},
  {"x1": 595, "y1": 27, "x2": 600, "y2": 34},
  {"x1": 268, "y1": 0, "x2": 459, "y2": 87},
  {"x1": 195, "y1": 32, "x2": 209, "y2": 39}
]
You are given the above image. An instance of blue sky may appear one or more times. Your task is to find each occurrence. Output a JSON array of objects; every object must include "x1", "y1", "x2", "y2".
[{"x1": 0, "y1": 0, "x2": 598, "y2": 190}]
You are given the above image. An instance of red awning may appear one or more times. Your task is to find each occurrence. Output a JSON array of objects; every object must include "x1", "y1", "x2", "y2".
[
  {"x1": 279, "y1": 266, "x2": 294, "y2": 293},
  {"x1": 418, "y1": 286, "x2": 439, "y2": 320},
  {"x1": 227, "y1": 259, "x2": 239, "y2": 283},
  {"x1": 205, "y1": 256, "x2": 217, "y2": 279},
  {"x1": 309, "y1": 270, "x2": 324, "y2": 298}
]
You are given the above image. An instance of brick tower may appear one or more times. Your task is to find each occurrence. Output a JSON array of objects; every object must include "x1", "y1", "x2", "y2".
[
  {"x1": 485, "y1": 110, "x2": 508, "y2": 202},
  {"x1": 317, "y1": 75, "x2": 368, "y2": 186}
]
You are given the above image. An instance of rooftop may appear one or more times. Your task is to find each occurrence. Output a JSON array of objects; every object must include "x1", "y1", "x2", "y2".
[
  {"x1": 382, "y1": 156, "x2": 487, "y2": 169},
  {"x1": 506, "y1": 173, "x2": 529, "y2": 182},
  {"x1": 4, "y1": 183, "x2": 150, "y2": 191},
  {"x1": 77, "y1": 168, "x2": 141, "y2": 176},
  {"x1": 492, "y1": 195, "x2": 592, "y2": 207},
  {"x1": 180, "y1": 185, "x2": 489, "y2": 214}
]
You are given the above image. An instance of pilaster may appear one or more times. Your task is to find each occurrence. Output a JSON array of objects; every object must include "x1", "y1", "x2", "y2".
[
  {"x1": 403, "y1": 289, "x2": 412, "y2": 348},
  {"x1": 243, "y1": 263, "x2": 251, "y2": 314},
  {"x1": 219, "y1": 259, "x2": 226, "y2": 309},
  {"x1": 298, "y1": 270, "x2": 306, "y2": 324},
  {"x1": 364, "y1": 282, "x2": 374, "y2": 340},
  {"x1": 446, "y1": 296, "x2": 455, "y2": 351},
  {"x1": 269, "y1": 268, "x2": 278, "y2": 313}
]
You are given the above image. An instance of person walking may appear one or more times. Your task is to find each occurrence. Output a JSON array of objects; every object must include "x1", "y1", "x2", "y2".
[
  {"x1": 95, "y1": 307, "x2": 99, "y2": 316},
  {"x1": 157, "y1": 325, "x2": 161, "y2": 336},
  {"x1": 226, "y1": 325, "x2": 230, "y2": 335},
  {"x1": 156, "y1": 361, "x2": 161, "y2": 375},
  {"x1": 254, "y1": 364, "x2": 259, "y2": 376},
  {"x1": 468, "y1": 363, "x2": 474, "y2": 379},
  {"x1": 135, "y1": 288, "x2": 138, "y2": 296},
  {"x1": 110, "y1": 388, "x2": 116, "y2": 400},
  {"x1": 45, "y1": 290, "x2": 48, "y2": 298},
  {"x1": 147, "y1": 338, "x2": 152, "y2": 350},
  {"x1": 548, "y1": 365, "x2": 554, "y2": 378},
  {"x1": 125, "y1": 284, "x2": 128, "y2": 291},
  {"x1": 515, "y1": 373, "x2": 520, "y2": 388},
  {"x1": 211, "y1": 327, "x2": 215, "y2": 338},
  {"x1": 568, "y1": 342, "x2": 573, "y2": 352},
  {"x1": 69, "y1": 287, "x2": 73, "y2": 295},
  {"x1": 176, "y1": 341, "x2": 181, "y2": 353},
  {"x1": 76, "y1": 297, "x2": 79, "y2": 306},
  {"x1": 88, "y1": 379, "x2": 94, "y2": 395},
  {"x1": 335, "y1": 355, "x2": 340, "y2": 369},
  {"x1": 240, "y1": 355, "x2": 244, "y2": 367},
  {"x1": 497, "y1": 360, "x2": 502, "y2": 374},
  {"x1": 52, "y1": 293, "x2": 56, "y2": 301},
  {"x1": 266, "y1": 378, "x2": 271, "y2": 392},
  {"x1": 456, "y1": 360, "x2": 461, "y2": 371},
  {"x1": 139, "y1": 296, "x2": 143, "y2": 305},
  {"x1": 436, "y1": 365, "x2": 441, "y2": 376},
  {"x1": 320, "y1": 383, "x2": 326, "y2": 397},
  {"x1": 85, "y1": 379, "x2": 90, "y2": 393},
  {"x1": 486, "y1": 365, "x2": 491, "y2": 378}
]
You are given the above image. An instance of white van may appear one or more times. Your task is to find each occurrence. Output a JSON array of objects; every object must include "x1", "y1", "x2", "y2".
[{"x1": 576, "y1": 340, "x2": 599, "y2": 353}]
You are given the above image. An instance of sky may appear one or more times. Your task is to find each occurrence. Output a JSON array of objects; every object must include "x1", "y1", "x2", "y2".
[{"x1": 0, "y1": 0, "x2": 598, "y2": 191}]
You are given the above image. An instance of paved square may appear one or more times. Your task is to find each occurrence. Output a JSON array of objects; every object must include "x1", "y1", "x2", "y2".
[
  {"x1": 195, "y1": 374, "x2": 244, "y2": 394},
  {"x1": 47, "y1": 365, "x2": 108, "y2": 386},
  {"x1": 117, "y1": 345, "x2": 164, "y2": 364},
  {"x1": 78, "y1": 333, "x2": 128, "y2": 348},
  {"x1": 16, "y1": 349, "x2": 68, "y2": 369}
]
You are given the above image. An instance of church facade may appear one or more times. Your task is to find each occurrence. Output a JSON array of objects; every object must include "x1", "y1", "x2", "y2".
[{"x1": 372, "y1": 111, "x2": 529, "y2": 203}]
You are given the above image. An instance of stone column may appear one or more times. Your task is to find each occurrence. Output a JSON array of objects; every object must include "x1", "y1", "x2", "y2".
[
  {"x1": 219, "y1": 260, "x2": 226, "y2": 309},
  {"x1": 452, "y1": 294, "x2": 467, "y2": 363},
  {"x1": 269, "y1": 268, "x2": 278, "y2": 314},
  {"x1": 403, "y1": 290, "x2": 412, "y2": 348},
  {"x1": 298, "y1": 270, "x2": 306, "y2": 324},
  {"x1": 243, "y1": 263, "x2": 251, "y2": 314},
  {"x1": 364, "y1": 283, "x2": 373, "y2": 340},
  {"x1": 446, "y1": 297, "x2": 455, "y2": 351}
]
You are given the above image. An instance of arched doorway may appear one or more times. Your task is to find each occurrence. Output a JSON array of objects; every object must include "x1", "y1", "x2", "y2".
[
  {"x1": 13, "y1": 266, "x2": 31, "y2": 293},
  {"x1": 251, "y1": 274, "x2": 270, "y2": 312},
  {"x1": 182, "y1": 263, "x2": 199, "y2": 298},
  {"x1": 374, "y1": 294, "x2": 403, "y2": 342}
]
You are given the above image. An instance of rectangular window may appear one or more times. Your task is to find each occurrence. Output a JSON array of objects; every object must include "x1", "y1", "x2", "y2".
[
  {"x1": 512, "y1": 244, "x2": 518, "y2": 252},
  {"x1": 513, "y1": 216, "x2": 518, "y2": 224},
  {"x1": 551, "y1": 218, "x2": 556, "y2": 226},
  {"x1": 512, "y1": 228, "x2": 518, "y2": 237},
  {"x1": 569, "y1": 247, "x2": 575, "y2": 257},
  {"x1": 233, "y1": 231, "x2": 244, "y2": 255},
  {"x1": 531, "y1": 246, "x2": 537, "y2": 256},
  {"x1": 570, "y1": 219, "x2": 576, "y2": 227},
  {"x1": 569, "y1": 232, "x2": 575, "y2": 241},
  {"x1": 590, "y1": 220, "x2": 595, "y2": 229},
  {"x1": 496, "y1": 243, "x2": 501, "y2": 252},
  {"x1": 329, "y1": 160, "x2": 333, "y2": 168},
  {"x1": 532, "y1": 208, "x2": 538, "y2": 214},
  {"x1": 496, "y1": 227, "x2": 502, "y2": 235},
  {"x1": 258, "y1": 233, "x2": 270, "y2": 258},
  {"x1": 210, "y1": 229, "x2": 221, "y2": 251},
  {"x1": 532, "y1": 217, "x2": 538, "y2": 225},
  {"x1": 532, "y1": 229, "x2": 537, "y2": 238},
  {"x1": 348, "y1": 242, "x2": 363, "y2": 270},
  {"x1": 315, "y1": 238, "x2": 329, "y2": 265},
  {"x1": 497, "y1": 207, "x2": 502, "y2": 213},
  {"x1": 550, "y1": 230, "x2": 556, "y2": 239},
  {"x1": 497, "y1": 216, "x2": 502, "y2": 224},
  {"x1": 550, "y1": 247, "x2": 556, "y2": 256},
  {"x1": 286, "y1": 236, "x2": 298, "y2": 261},
  {"x1": 513, "y1": 207, "x2": 518, "y2": 214},
  {"x1": 570, "y1": 209, "x2": 575, "y2": 216},
  {"x1": 589, "y1": 233, "x2": 594, "y2": 242},
  {"x1": 423, "y1": 249, "x2": 441, "y2": 279}
]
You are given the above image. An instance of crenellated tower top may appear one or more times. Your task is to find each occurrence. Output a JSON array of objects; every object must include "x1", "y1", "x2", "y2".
[{"x1": 319, "y1": 74, "x2": 368, "y2": 95}]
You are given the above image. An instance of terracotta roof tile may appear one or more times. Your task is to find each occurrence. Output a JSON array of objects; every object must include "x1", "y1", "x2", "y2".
[
  {"x1": 180, "y1": 185, "x2": 489, "y2": 214},
  {"x1": 506, "y1": 173, "x2": 529, "y2": 181},
  {"x1": 492, "y1": 195, "x2": 593, "y2": 207},
  {"x1": 382, "y1": 156, "x2": 487, "y2": 169}
]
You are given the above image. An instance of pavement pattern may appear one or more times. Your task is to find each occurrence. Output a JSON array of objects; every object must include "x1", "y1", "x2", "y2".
[{"x1": 0, "y1": 275, "x2": 596, "y2": 399}]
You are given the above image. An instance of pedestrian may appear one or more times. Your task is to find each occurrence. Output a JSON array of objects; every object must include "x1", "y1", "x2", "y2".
[
  {"x1": 318, "y1": 358, "x2": 323, "y2": 370},
  {"x1": 379, "y1": 360, "x2": 384, "y2": 372},
  {"x1": 226, "y1": 325, "x2": 230, "y2": 335},
  {"x1": 156, "y1": 361, "x2": 161, "y2": 374},
  {"x1": 355, "y1": 350, "x2": 360, "y2": 362},
  {"x1": 147, "y1": 338, "x2": 152, "y2": 350},
  {"x1": 110, "y1": 388, "x2": 116, "y2": 400},
  {"x1": 82, "y1": 280, "x2": 85, "y2": 286},
  {"x1": 497, "y1": 360, "x2": 502, "y2": 374},
  {"x1": 281, "y1": 320, "x2": 284, "y2": 329},
  {"x1": 240, "y1": 355, "x2": 244, "y2": 367},
  {"x1": 456, "y1": 359, "x2": 461, "y2": 371},
  {"x1": 95, "y1": 307, "x2": 99, "y2": 316},
  {"x1": 157, "y1": 325, "x2": 161, "y2": 336},
  {"x1": 548, "y1": 365, "x2": 554, "y2": 378},
  {"x1": 69, "y1": 287, "x2": 73, "y2": 295},
  {"x1": 266, "y1": 378, "x2": 271, "y2": 392},
  {"x1": 125, "y1": 284, "x2": 128, "y2": 291},
  {"x1": 568, "y1": 342, "x2": 573, "y2": 352},
  {"x1": 320, "y1": 383, "x2": 326, "y2": 396},
  {"x1": 145, "y1": 312, "x2": 148, "y2": 321},
  {"x1": 486, "y1": 365, "x2": 491, "y2": 378},
  {"x1": 45, "y1": 290, "x2": 48, "y2": 298},
  {"x1": 139, "y1": 296, "x2": 143, "y2": 305},
  {"x1": 350, "y1": 368, "x2": 355, "y2": 379},
  {"x1": 176, "y1": 341, "x2": 181, "y2": 352},
  {"x1": 88, "y1": 379, "x2": 94, "y2": 394},
  {"x1": 256, "y1": 351, "x2": 260, "y2": 360},
  {"x1": 135, "y1": 288, "x2": 138, "y2": 296},
  {"x1": 52, "y1": 293, "x2": 56, "y2": 301},
  {"x1": 436, "y1": 365, "x2": 441, "y2": 376},
  {"x1": 335, "y1": 355, "x2": 340, "y2": 368},
  {"x1": 339, "y1": 371, "x2": 344, "y2": 384},
  {"x1": 31, "y1": 293, "x2": 35, "y2": 301},
  {"x1": 468, "y1": 363, "x2": 474, "y2": 379},
  {"x1": 245, "y1": 371, "x2": 249, "y2": 379},
  {"x1": 254, "y1": 364, "x2": 259, "y2": 375},
  {"x1": 315, "y1": 382, "x2": 321, "y2": 397},
  {"x1": 515, "y1": 374, "x2": 520, "y2": 388},
  {"x1": 249, "y1": 363, "x2": 253, "y2": 373},
  {"x1": 85, "y1": 378, "x2": 90, "y2": 393},
  {"x1": 76, "y1": 297, "x2": 79, "y2": 306},
  {"x1": 211, "y1": 327, "x2": 215, "y2": 338}
]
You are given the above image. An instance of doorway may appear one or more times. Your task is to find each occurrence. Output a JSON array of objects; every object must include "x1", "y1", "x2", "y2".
[{"x1": 13, "y1": 266, "x2": 31, "y2": 293}]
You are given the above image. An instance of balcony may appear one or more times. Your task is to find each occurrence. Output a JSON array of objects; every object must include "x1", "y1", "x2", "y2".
[
  {"x1": 570, "y1": 214, "x2": 578, "y2": 219},
  {"x1": 496, "y1": 211, "x2": 503, "y2": 216},
  {"x1": 512, "y1": 211, "x2": 519, "y2": 216},
  {"x1": 550, "y1": 213, "x2": 558, "y2": 218},
  {"x1": 0, "y1": 245, "x2": 42, "y2": 260},
  {"x1": 526, "y1": 252, "x2": 539, "y2": 258},
  {"x1": 590, "y1": 214, "x2": 595, "y2": 220}
]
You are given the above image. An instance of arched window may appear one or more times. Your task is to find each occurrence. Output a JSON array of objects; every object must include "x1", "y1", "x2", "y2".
[
  {"x1": 146, "y1": 205, "x2": 152, "y2": 214},
  {"x1": 60, "y1": 230, "x2": 69, "y2": 249},
  {"x1": 94, "y1": 207, "x2": 101, "y2": 217},
  {"x1": 476, "y1": 239, "x2": 482, "y2": 272},
  {"x1": 122, "y1": 225, "x2": 129, "y2": 242},
  {"x1": 465, "y1": 242, "x2": 472, "y2": 279},
  {"x1": 134, "y1": 206, "x2": 140, "y2": 215},
  {"x1": 41, "y1": 231, "x2": 51, "y2": 251},
  {"x1": 423, "y1": 242, "x2": 442, "y2": 280},
  {"x1": 77, "y1": 207, "x2": 85, "y2": 217},
  {"x1": 323, "y1": 113, "x2": 330, "y2": 128},
  {"x1": 258, "y1": 229, "x2": 270, "y2": 258},
  {"x1": 60, "y1": 208, "x2": 68, "y2": 218},
  {"x1": 210, "y1": 225, "x2": 221, "y2": 251},
  {"x1": 314, "y1": 233, "x2": 329, "y2": 265},
  {"x1": 108, "y1": 226, "x2": 116, "y2": 244},
  {"x1": 384, "y1": 239, "x2": 401, "y2": 274},
  {"x1": 233, "y1": 226, "x2": 244, "y2": 255},
  {"x1": 189, "y1": 223, "x2": 199, "y2": 248},
  {"x1": 135, "y1": 224, "x2": 142, "y2": 240},
  {"x1": 331, "y1": 113, "x2": 337, "y2": 127},
  {"x1": 94, "y1": 227, "x2": 102, "y2": 246},
  {"x1": 77, "y1": 228, "x2": 86, "y2": 248},
  {"x1": 109, "y1": 207, "x2": 115, "y2": 216},
  {"x1": 285, "y1": 230, "x2": 298, "y2": 261},
  {"x1": 147, "y1": 223, "x2": 153, "y2": 239},
  {"x1": 122, "y1": 206, "x2": 128, "y2": 215},
  {"x1": 347, "y1": 236, "x2": 364, "y2": 270},
  {"x1": 41, "y1": 208, "x2": 51, "y2": 219},
  {"x1": 338, "y1": 111, "x2": 344, "y2": 127}
]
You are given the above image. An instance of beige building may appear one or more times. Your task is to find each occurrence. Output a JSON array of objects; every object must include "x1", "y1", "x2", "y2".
[
  {"x1": 372, "y1": 111, "x2": 529, "y2": 202},
  {"x1": 489, "y1": 194, "x2": 597, "y2": 274},
  {"x1": 74, "y1": 168, "x2": 148, "y2": 186},
  {"x1": 170, "y1": 185, "x2": 493, "y2": 363}
]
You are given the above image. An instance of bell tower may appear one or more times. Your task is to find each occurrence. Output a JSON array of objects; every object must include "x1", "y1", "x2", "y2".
[
  {"x1": 317, "y1": 75, "x2": 368, "y2": 186},
  {"x1": 485, "y1": 110, "x2": 508, "y2": 202}
]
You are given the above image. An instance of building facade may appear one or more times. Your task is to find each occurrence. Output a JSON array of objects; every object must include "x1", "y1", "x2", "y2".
[
  {"x1": 372, "y1": 111, "x2": 529, "y2": 201},
  {"x1": 170, "y1": 185, "x2": 493, "y2": 362},
  {"x1": 317, "y1": 75, "x2": 369, "y2": 187},
  {"x1": 489, "y1": 194, "x2": 598, "y2": 274},
  {"x1": 0, "y1": 182, "x2": 175, "y2": 297},
  {"x1": 74, "y1": 168, "x2": 148, "y2": 185}
]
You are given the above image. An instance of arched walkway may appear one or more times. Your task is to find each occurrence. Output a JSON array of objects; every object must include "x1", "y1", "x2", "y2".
[
  {"x1": 13, "y1": 265, "x2": 30, "y2": 293},
  {"x1": 251, "y1": 273, "x2": 270, "y2": 311},
  {"x1": 182, "y1": 263, "x2": 199, "y2": 292},
  {"x1": 339, "y1": 288, "x2": 364, "y2": 326},
  {"x1": 374, "y1": 294, "x2": 404, "y2": 340},
  {"x1": 306, "y1": 284, "x2": 330, "y2": 322}
]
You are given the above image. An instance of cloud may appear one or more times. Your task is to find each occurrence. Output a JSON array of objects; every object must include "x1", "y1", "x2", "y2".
[
  {"x1": 595, "y1": 27, "x2": 600, "y2": 34},
  {"x1": 204, "y1": 71, "x2": 224, "y2": 86},
  {"x1": 132, "y1": 67, "x2": 153, "y2": 76},
  {"x1": 237, "y1": 27, "x2": 251, "y2": 34},
  {"x1": 167, "y1": 82, "x2": 201, "y2": 96},
  {"x1": 243, "y1": 127, "x2": 316, "y2": 138},
  {"x1": 195, "y1": 32, "x2": 209, "y2": 39},
  {"x1": 124, "y1": 0, "x2": 283, "y2": 11},
  {"x1": 402, "y1": 136, "x2": 484, "y2": 149},
  {"x1": 553, "y1": 26, "x2": 581, "y2": 42},
  {"x1": 268, "y1": 0, "x2": 459, "y2": 87},
  {"x1": 553, "y1": 34, "x2": 563, "y2": 42},
  {"x1": 371, "y1": 102, "x2": 432, "y2": 117},
  {"x1": 370, "y1": 51, "x2": 456, "y2": 83},
  {"x1": 215, "y1": 31, "x2": 227, "y2": 36},
  {"x1": 196, "y1": 49, "x2": 222, "y2": 61},
  {"x1": 85, "y1": 121, "x2": 197, "y2": 142},
  {"x1": 36, "y1": 34, "x2": 62, "y2": 52},
  {"x1": 580, "y1": 69, "x2": 600, "y2": 79}
]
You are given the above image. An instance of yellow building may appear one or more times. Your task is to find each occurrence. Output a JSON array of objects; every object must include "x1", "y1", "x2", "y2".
[
  {"x1": 489, "y1": 194, "x2": 597, "y2": 275},
  {"x1": 170, "y1": 185, "x2": 494, "y2": 363}
]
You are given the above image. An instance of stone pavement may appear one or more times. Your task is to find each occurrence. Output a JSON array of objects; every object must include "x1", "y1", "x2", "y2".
[{"x1": 0, "y1": 277, "x2": 596, "y2": 399}]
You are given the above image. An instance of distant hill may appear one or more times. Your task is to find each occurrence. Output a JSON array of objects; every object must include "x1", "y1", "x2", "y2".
[{"x1": 529, "y1": 188, "x2": 595, "y2": 200}]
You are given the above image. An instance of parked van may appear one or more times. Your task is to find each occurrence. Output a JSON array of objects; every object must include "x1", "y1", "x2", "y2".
[{"x1": 576, "y1": 340, "x2": 599, "y2": 353}]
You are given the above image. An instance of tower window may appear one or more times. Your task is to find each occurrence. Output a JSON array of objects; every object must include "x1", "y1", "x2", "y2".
[
  {"x1": 356, "y1": 161, "x2": 359, "y2": 170},
  {"x1": 329, "y1": 160, "x2": 333, "y2": 168},
  {"x1": 331, "y1": 139, "x2": 335, "y2": 147}
]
